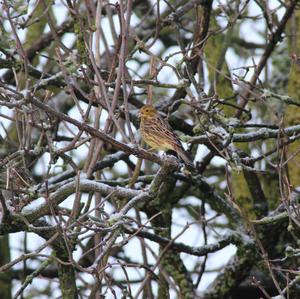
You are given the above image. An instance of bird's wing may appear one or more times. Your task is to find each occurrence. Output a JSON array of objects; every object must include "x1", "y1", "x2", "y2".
[
  {"x1": 157, "y1": 116, "x2": 194, "y2": 168},
  {"x1": 156, "y1": 115, "x2": 183, "y2": 147}
]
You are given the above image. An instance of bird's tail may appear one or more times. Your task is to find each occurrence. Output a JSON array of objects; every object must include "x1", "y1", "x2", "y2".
[{"x1": 176, "y1": 146, "x2": 195, "y2": 171}]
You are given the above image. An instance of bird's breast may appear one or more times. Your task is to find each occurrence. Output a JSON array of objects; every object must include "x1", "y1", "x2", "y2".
[{"x1": 140, "y1": 119, "x2": 173, "y2": 151}]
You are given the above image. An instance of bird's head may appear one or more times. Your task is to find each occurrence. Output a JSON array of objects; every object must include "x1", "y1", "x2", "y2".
[{"x1": 139, "y1": 105, "x2": 157, "y2": 119}]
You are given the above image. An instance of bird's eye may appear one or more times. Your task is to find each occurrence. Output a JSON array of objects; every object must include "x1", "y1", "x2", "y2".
[{"x1": 146, "y1": 109, "x2": 149, "y2": 112}]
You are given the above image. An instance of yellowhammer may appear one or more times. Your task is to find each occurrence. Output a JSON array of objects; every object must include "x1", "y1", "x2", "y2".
[{"x1": 139, "y1": 105, "x2": 194, "y2": 169}]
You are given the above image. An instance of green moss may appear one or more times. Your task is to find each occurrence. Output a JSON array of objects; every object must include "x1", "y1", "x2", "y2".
[
  {"x1": 286, "y1": 10, "x2": 300, "y2": 187},
  {"x1": 24, "y1": 0, "x2": 51, "y2": 66},
  {"x1": 162, "y1": 252, "x2": 194, "y2": 299},
  {"x1": 231, "y1": 169, "x2": 254, "y2": 218},
  {"x1": 0, "y1": 235, "x2": 11, "y2": 299},
  {"x1": 74, "y1": 23, "x2": 88, "y2": 64},
  {"x1": 205, "y1": 16, "x2": 235, "y2": 116},
  {"x1": 55, "y1": 249, "x2": 78, "y2": 299}
]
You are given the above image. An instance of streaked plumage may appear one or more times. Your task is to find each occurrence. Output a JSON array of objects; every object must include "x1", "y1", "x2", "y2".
[{"x1": 139, "y1": 105, "x2": 194, "y2": 169}]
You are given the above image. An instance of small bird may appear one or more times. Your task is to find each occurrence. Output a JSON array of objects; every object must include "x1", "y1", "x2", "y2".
[{"x1": 139, "y1": 104, "x2": 194, "y2": 169}]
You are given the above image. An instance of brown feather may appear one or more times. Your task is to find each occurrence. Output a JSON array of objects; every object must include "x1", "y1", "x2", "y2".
[{"x1": 140, "y1": 105, "x2": 194, "y2": 169}]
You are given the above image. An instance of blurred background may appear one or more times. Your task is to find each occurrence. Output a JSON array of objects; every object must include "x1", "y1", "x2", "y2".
[{"x1": 0, "y1": 0, "x2": 300, "y2": 298}]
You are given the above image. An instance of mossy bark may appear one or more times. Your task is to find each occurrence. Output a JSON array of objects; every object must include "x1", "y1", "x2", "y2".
[
  {"x1": 0, "y1": 235, "x2": 11, "y2": 299},
  {"x1": 56, "y1": 249, "x2": 78, "y2": 299},
  {"x1": 146, "y1": 174, "x2": 195, "y2": 299},
  {"x1": 286, "y1": 9, "x2": 300, "y2": 187}
]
